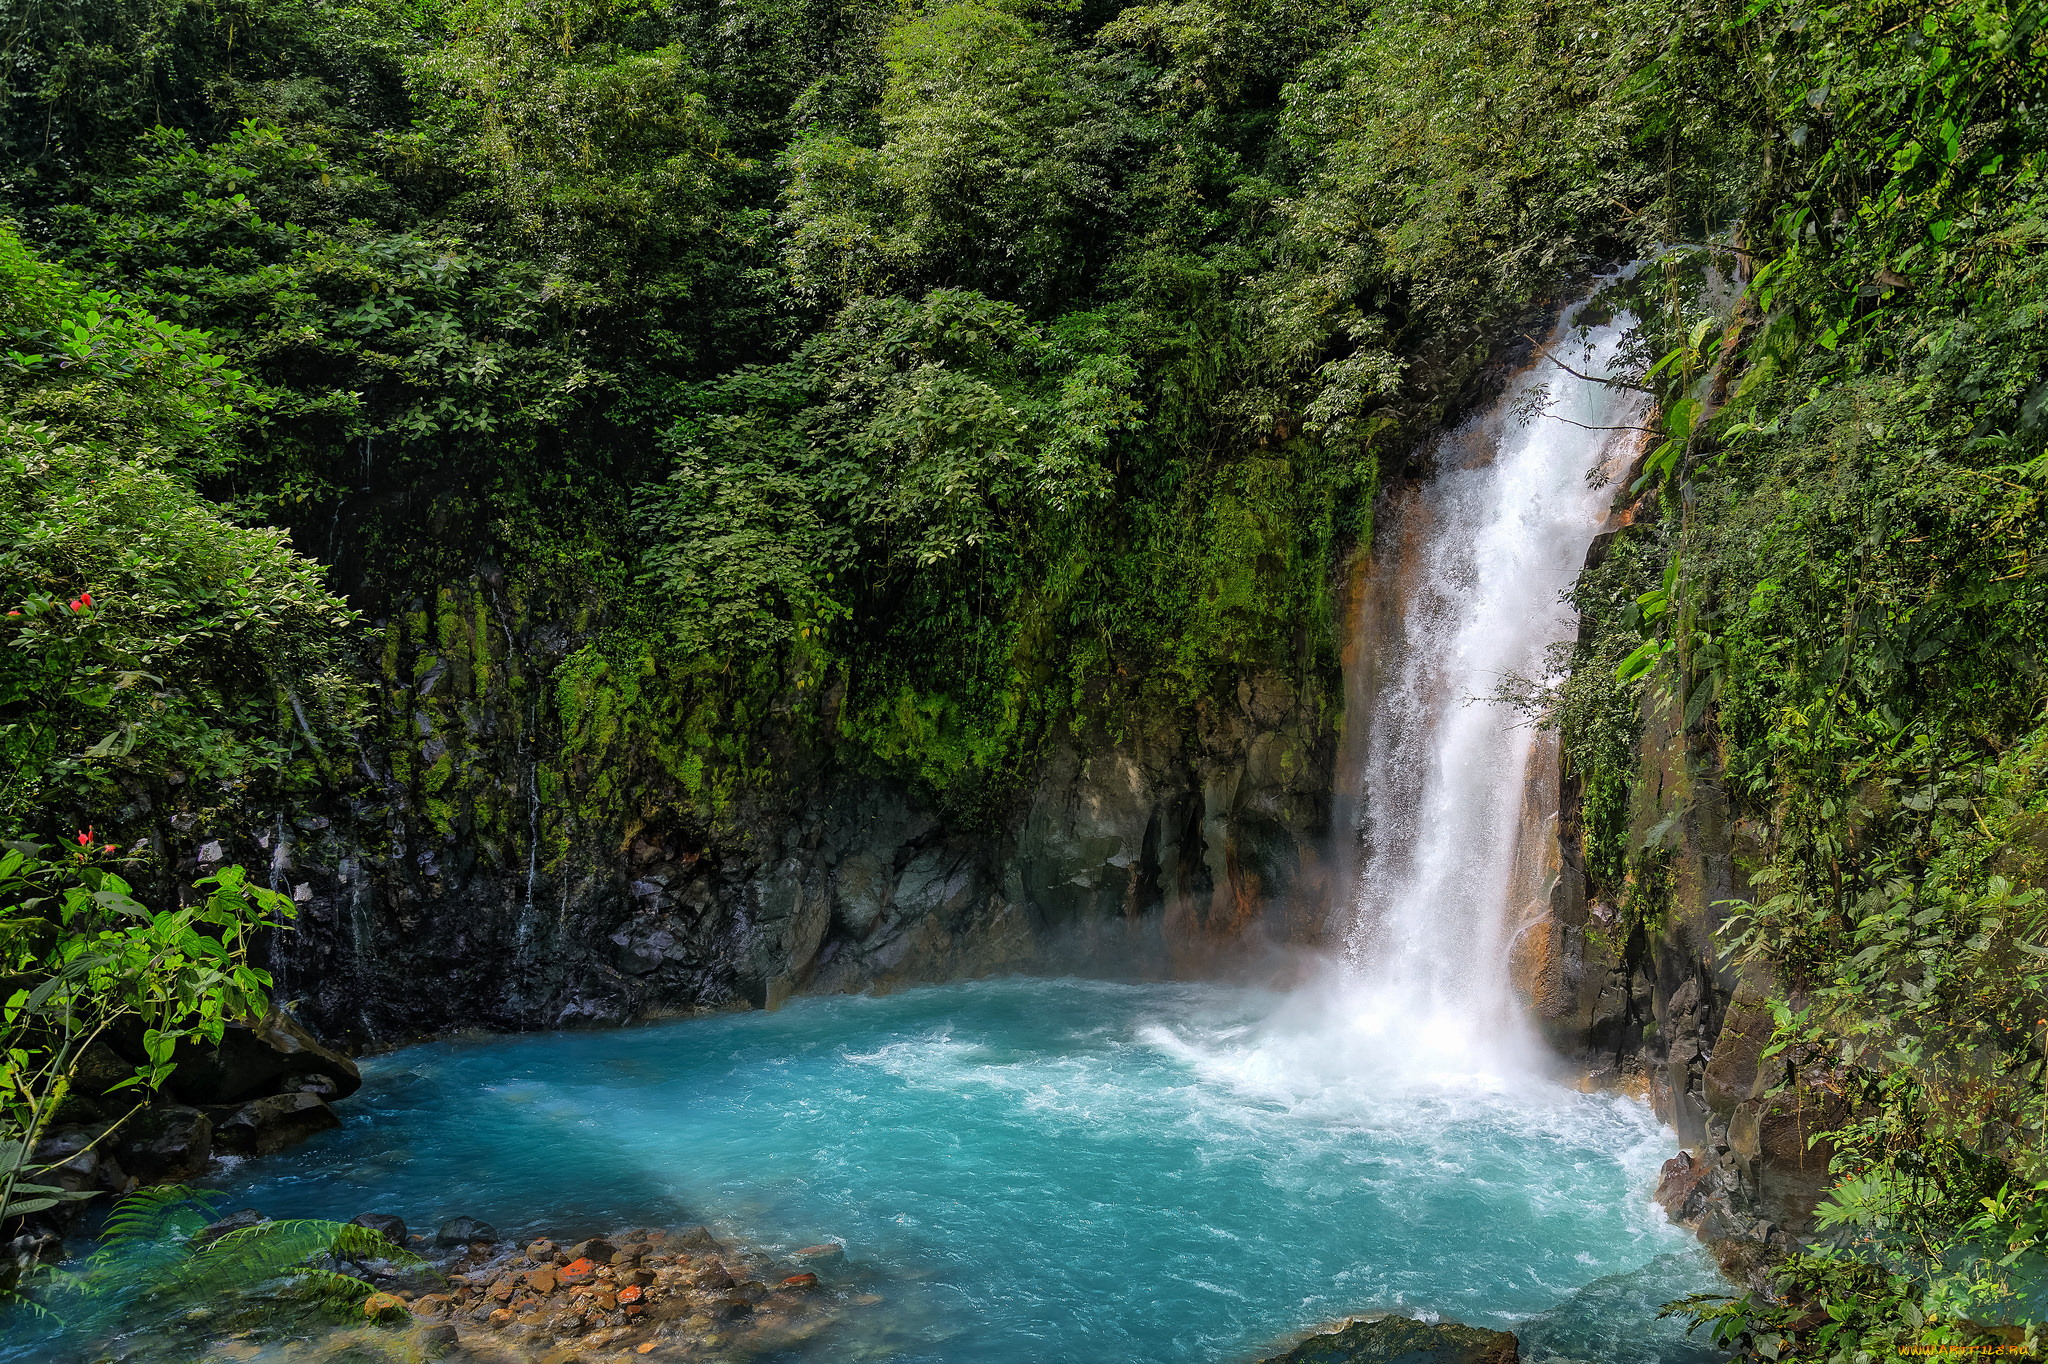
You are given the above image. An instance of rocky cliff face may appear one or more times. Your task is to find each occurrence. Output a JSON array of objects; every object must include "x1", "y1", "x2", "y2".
[
  {"x1": 1510, "y1": 567, "x2": 1832, "y2": 1287},
  {"x1": 142, "y1": 578, "x2": 1339, "y2": 1046}
]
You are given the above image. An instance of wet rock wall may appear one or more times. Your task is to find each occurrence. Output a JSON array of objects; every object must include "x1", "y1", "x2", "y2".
[
  {"x1": 153, "y1": 577, "x2": 1341, "y2": 1046},
  {"x1": 1510, "y1": 535, "x2": 1840, "y2": 1286}
]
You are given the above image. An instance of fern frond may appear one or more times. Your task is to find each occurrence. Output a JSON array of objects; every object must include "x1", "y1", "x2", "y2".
[
  {"x1": 326, "y1": 1221, "x2": 426, "y2": 1267},
  {"x1": 23, "y1": 1262, "x2": 88, "y2": 1299},
  {"x1": 98, "y1": 1185, "x2": 221, "y2": 1247},
  {"x1": 176, "y1": 1218, "x2": 418, "y2": 1299},
  {"x1": 277, "y1": 1265, "x2": 376, "y2": 1307}
]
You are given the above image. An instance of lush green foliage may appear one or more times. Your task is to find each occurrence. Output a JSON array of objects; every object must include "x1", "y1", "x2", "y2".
[
  {"x1": 0, "y1": 219, "x2": 357, "y2": 838},
  {"x1": 2, "y1": 0, "x2": 1744, "y2": 834},
  {"x1": 0, "y1": 841, "x2": 293, "y2": 1230},
  {"x1": 0, "y1": 220, "x2": 327, "y2": 1263},
  {"x1": 1532, "y1": 0, "x2": 2048, "y2": 1353}
]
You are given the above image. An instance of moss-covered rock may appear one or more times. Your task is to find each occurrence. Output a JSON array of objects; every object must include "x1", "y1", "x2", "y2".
[{"x1": 1257, "y1": 1315, "x2": 1519, "y2": 1364}]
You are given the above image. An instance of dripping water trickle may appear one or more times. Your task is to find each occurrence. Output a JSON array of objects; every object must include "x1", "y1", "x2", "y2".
[{"x1": 267, "y1": 811, "x2": 290, "y2": 996}]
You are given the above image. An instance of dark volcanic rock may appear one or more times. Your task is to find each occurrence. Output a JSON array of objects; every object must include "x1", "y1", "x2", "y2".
[
  {"x1": 351, "y1": 1212, "x2": 409, "y2": 1247},
  {"x1": 153, "y1": 1008, "x2": 361, "y2": 1105},
  {"x1": 435, "y1": 1216, "x2": 496, "y2": 1246},
  {"x1": 216, "y1": 574, "x2": 1339, "y2": 1042},
  {"x1": 1259, "y1": 1317, "x2": 1519, "y2": 1364},
  {"x1": 117, "y1": 1105, "x2": 212, "y2": 1182},
  {"x1": 211, "y1": 1092, "x2": 341, "y2": 1156},
  {"x1": 32, "y1": 1124, "x2": 130, "y2": 1199}
]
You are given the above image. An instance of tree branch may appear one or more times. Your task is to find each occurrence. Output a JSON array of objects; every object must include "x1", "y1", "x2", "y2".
[
  {"x1": 1522, "y1": 334, "x2": 1653, "y2": 394},
  {"x1": 1547, "y1": 414, "x2": 1663, "y2": 437},
  {"x1": 1663, "y1": 241, "x2": 1759, "y2": 259}
]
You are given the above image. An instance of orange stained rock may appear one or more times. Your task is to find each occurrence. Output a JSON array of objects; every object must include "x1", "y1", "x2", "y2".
[{"x1": 361, "y1": 1292, "x2": 409, "y2": 1322}]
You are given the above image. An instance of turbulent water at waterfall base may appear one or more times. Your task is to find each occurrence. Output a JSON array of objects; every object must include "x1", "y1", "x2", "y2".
[{"x1": 214, "y1": 978, "x2": 1724, "y2": 1363}]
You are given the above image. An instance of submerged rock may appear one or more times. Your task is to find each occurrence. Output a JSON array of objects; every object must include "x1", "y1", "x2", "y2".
[
  {"x1": 416, "y1": 1322, "x2": 459, "y2": 1356},
  {"x1": 1258, "y1": 1316, "x2": 1519, "y2": 1364},
  {"x1": 195, "y1": 1209, "x2": 267, "y2": 1245}
]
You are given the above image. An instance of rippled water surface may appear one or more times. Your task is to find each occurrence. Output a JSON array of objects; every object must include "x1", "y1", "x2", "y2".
[{"x1": 213, "y1": 976, "x2": 1722, "y2": 1363}]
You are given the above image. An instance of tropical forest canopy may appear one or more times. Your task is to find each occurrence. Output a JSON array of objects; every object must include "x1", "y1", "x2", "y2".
[{"x1": 0, "y1": 0, "x2": 2046, "y2": 1354}]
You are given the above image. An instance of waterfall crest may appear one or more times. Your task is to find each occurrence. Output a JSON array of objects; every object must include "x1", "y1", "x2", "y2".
[{"x1": 1334, "y1": 293, "x2": 1647, "y2": 1061}]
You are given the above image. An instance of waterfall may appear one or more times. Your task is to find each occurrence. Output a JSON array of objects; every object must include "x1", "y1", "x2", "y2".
[{"x1": 1336, "y1": 292, "x2": 1646, "y2": 1058}]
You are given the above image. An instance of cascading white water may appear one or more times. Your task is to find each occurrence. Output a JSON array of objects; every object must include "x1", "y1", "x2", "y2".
[{"x1": 1338, "y1": 293, "x2": 1647, "y2": 1058}]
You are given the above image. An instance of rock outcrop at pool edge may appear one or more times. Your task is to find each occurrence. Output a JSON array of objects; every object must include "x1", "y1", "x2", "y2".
[
  {"x1": 1507, "y1": 522, "x2": 1836, "y2": 1288},
  {"x1": 18, "y1": 1007, "x2": 364, "y2": 1251},
  {"x1": 1257, "y1": 1316, "x2": 1519, "y2": 1364}
]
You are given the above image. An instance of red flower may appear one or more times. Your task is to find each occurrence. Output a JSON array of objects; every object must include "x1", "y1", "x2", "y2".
[
  {"x1": 76, "y1": 828, "x2": 93, "y2": 847},
  {"x1": 103, "y1": 844, "x2": 116, "y2": 854},
  {"x1": 68, "y1": 599, "x2": 81, "y2": 613},
  {"x1": 6, "y1": 611, "x2": 16, "y2": 617},
  {"x1": 80, "y1": 592, "x2": 93, "y2": 608}
]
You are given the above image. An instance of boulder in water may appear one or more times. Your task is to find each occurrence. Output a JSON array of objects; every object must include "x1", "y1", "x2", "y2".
[
  {"x1": 362, "y1": 1291, "x2": 409, "y2": 1323},
  {"x1": 1257, "y1": 1316, "x2": 1519, "y2": 1364},
  {"x1": 351, "y1": 1212, "x2": 409, "y2": 1247},
  {"x1": 436, "y1": 1216, "x2": 496, "y2": 1246},
  {"x1": 156, "y1": 1008, "x2": 361, "y2": 1105},
  {"x1": 212, "y1": 1092, "x2": 341, "y2": 1155},
  {"x1": 117, "y1": 1105, "x2": 212, "y2": 1182}
]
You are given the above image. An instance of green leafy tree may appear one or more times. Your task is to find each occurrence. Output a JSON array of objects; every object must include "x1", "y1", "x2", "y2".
[{"x1": 0, "y1": 218, "x2": 359, "y2": 835}]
